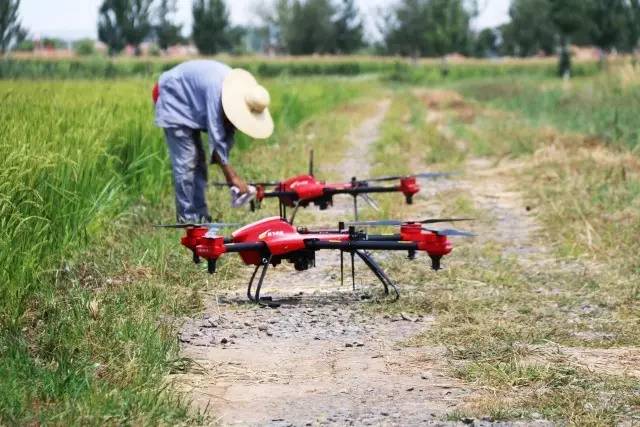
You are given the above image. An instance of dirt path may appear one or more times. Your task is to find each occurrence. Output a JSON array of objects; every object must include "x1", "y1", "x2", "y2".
[
  {"x1": 419, "y1": 90, "x2": 543, "y2": 256},
  {"x1": 171, "y1": 90, "x2": 639, "y2": 426},
  {"x1": 419, "y1": 89, "x2": 640, "y2": 383},
  {"x1": 172, "y1": 99, "x2": 473, "y2": 426}
]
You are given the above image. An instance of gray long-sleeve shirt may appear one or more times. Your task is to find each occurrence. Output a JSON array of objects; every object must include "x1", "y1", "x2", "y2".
[{"x1": 154, "y1": 60, "x2": 234, "y2": 164}]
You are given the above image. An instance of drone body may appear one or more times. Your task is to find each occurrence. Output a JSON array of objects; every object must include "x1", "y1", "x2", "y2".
[
  {"x1": 167, "y1": 151, "x2": 468, "y2": 304},
  {"x1": 215, "y1": 151, "x2": 449, "y2": 222},
  {"x1": 257, "y1": 174, "x2": 421, "y2": 210},
  {"x1": 172, "y1": 216, "x2": 471, "y2": 304}
]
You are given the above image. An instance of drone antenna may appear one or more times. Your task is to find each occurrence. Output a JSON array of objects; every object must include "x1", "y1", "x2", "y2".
[{"x1": 309, "y1": 149, "x2": 314, "y2": 177}]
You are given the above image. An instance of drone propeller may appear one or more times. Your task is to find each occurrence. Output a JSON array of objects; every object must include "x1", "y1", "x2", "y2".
[
  {"x1": 309, "y1": 149, "x2": 314, "y2": 177},
  {"x1": 154, "y1": 222, "x2": 240, "y2": 229},
  {"x1": 346, "y1": 218, "x2": 473, "y2": 227},
  {"x1": 254, "y1": 181, "x2": 281, "y2": 187},
  {"x1": 425, "y1": 228, "x2": 476, "y2": 237},
  {"x1": 211, "y1": 181, "x2": 280, "y2": 188},
  {"x1": 204, "y1": 228, "x2": 222, "y2": 238},
  {"x1": 362, "y1": 172, "x2": 455, "y2": 183}
]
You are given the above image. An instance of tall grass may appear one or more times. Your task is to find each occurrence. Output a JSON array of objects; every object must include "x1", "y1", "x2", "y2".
[
  {"x1": 0, "y1": 56, "x2": 603, "y2": 81},
  {"x1": 0, "y1": 57, "x2": 388, "y2": 79},
  {"x1": 453, "y1": 70, "x2": 640, "y2": 150},
  {"x1": 0, "y1": 77, "x2": 371, "y2": 423}
]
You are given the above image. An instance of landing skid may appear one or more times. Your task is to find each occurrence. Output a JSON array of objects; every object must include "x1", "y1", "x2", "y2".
[{"x1": 245, "y1": 250, "x2": 400, "y2": 306}]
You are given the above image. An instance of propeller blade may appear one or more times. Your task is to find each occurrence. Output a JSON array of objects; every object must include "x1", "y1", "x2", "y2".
[
  {"x1": 361, "y1": 175, "x2": 402, "y2": 183},
  {"x1": 360, "y1": 194, "x2": 381, "y2": 211},
  {"x1": 414, "y1": 172, "x2": 457, "y2": 180},
  {"x1": 212, "y1": 181, "x2": 280, "y2": 187},
  {"x1": 425, "y1": 228, "x2": 476, "y2": 237},
  {"x1": 419, "y1": 218, "x2": 474, "y2": 224},
  {"x1": 362, "y1": 172, "x2": 454, "y2": 183},
  {"x1": 309, "y1": 149, "x2": 314, "y2": 177},
  {"x1": 154, "y1": 222, "x2": 240, "y2": 229},
  {"x1": 204, "y1": 228, "x2": 219, "y2": 238},
  {"x1": 346, "y1": 218, "x2": 473, "y2": 227},
  {"x1": 347, "y1": 220, "x2": 404, "y2": 227}
]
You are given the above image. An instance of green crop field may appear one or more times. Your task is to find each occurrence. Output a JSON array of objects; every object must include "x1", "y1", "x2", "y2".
[
  {"x1": 1, "y1": 59, "x2": 639, "y2": 425},
  {"x1": 0, "y1": 74, "x2": 375, "y2": 424}
]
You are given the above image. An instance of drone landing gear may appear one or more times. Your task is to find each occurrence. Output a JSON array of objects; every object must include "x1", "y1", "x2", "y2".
[
  {"x1": 340, "y1": 250, "x2": 400, "y2": 301},
  {"x1": 246, "y1": 255, "x2": 280, "y2": 308},
  {"x1": 289, "y1": 203, "x2": 301, "y2": 224},
  {"x1": 246, "y1": 249, "x2": 399, "y2": 306}
]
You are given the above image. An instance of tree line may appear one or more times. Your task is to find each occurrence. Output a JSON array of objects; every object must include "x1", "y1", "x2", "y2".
[
  {"x1": 95, "y1": 0, "x2": 366, "y2": 56},
  {"x1": 2, "y1": 0, "x2": 640, "y2": 70}
]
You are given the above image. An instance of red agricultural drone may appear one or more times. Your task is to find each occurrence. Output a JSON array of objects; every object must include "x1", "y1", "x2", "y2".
[
  {"x1": 157, "y1": 216, "x2": 474, "y2": 305},
  {"x1": 214, "y1": 151, "x2": 454, "y2": 223}
]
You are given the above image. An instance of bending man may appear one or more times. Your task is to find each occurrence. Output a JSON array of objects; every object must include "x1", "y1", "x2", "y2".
[{"x1": 154, "y1": 60, "x2": 274, "y2": 223}]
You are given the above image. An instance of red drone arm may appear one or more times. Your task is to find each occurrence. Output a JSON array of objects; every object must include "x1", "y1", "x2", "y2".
[{"x1": 400, "y1": 223, "x2": 452, "y2": 257}]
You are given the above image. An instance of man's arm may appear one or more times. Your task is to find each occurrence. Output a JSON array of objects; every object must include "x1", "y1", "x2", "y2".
[
  {"x1": 211, "y1": 150, "x2": 249, "y2": 194},
  {"x1": 205, "y1": 85, "x2": 249, "y2": 194}
]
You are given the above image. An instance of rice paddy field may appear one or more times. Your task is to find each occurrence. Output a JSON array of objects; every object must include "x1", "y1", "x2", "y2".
[{"x1": 1, "y1": 57, "x2": 639, "y2": 425}]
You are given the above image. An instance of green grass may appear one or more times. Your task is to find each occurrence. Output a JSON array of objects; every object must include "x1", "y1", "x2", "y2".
[
  {"x1": 3, "y1": 66, "x2": 639, "y2": 425},
  {"x1": 363, "y1": 77, "x2": 640, "y2": 424},
  {"x1": 0, "y1": 76, "x2": 375, "y2": 424},
  {"x1": 438, "y1": 76, "x2": 640, "y2": 275},
  {"x1": 453, "y1": 69, "x2": 640, "y2": 151},
  {"x1": 1, "y1": 56, "x2": 602, "y2": 81}
]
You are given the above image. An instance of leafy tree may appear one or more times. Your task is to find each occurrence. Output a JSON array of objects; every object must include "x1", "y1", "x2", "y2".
[
  {"x1": 548, "y1": 0, "x2": 590, "y2": 76},
  {"x1": 74, "y1": 38, "x2": 96, "y2": 56},
  {"x1": 41, "y1": 37, "x2": 66, "y2": 49},
  {"x1": 473, "y1": 28, "x2": 498, "y2": 57},
  {"x1": 260, "y1": 0, "x2": 365, "y2": 55},
  {"x1": 286, "y1": 0, "x2": 337, "y2": 54},
  {"x1": 155, "y1": 0, "x2": 183, "y2": 50},
  {"x1": 630, "y1": 0, "x2": 640, "y2": 51},
  {"x1": 624, "y1": 0, "x2": 640, "y2": 52},
  {"x1": 500, "y1": 0, "x2": 555, "y2": 57},
  {"x1": 98, "y1": 0, "x2": 155, "y2": 55},
  {"x1": 382, "y1": 0, "x2": 427, "y2": 57},
  {"x1": 255, "y1": 0, "x2": 292, "y2": 51},
  {"x1": 192, "y1": 0, "x2": 232, "y2": 55},
  {"x1": 588, "y1": 0, "x2": 628, "y2": 67},
  {"x1": 334, "y1": 0, "x2": 364, "y2": 54},
  {"x1": 14, "y1": 25, "x2": 27, "y2": 47},
  {"x1": 0, "y1": 0, "x2": 22, "y2": 54},
  {"x1": 383, "y1": 0, "x2": 475, "y2": 57}
]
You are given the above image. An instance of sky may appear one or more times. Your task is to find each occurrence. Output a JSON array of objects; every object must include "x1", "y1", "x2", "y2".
[{"x1": 20, "y1": 0, "x2": 511, "y2": 41}]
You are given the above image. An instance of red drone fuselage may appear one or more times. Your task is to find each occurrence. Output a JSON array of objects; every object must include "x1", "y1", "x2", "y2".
[
  {"x1": 255, "y1": 174, "x2": 421, "y2": 208},
  {"x1": 180, "y1": 217, "x2": 452, "y2": 268}
]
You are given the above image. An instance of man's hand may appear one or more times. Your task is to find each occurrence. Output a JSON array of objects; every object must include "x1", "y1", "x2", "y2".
[
  {"x1": 212, "y1": 150, "x2": 249, "y2": 194},
  {"x1": 230, "y1": 175, "x2": 249, "y2": 194}
]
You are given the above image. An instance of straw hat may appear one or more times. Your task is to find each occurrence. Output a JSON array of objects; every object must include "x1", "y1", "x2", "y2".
[{"x1": 222, "y1": 69, "x2": 274, "y2": 139}]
